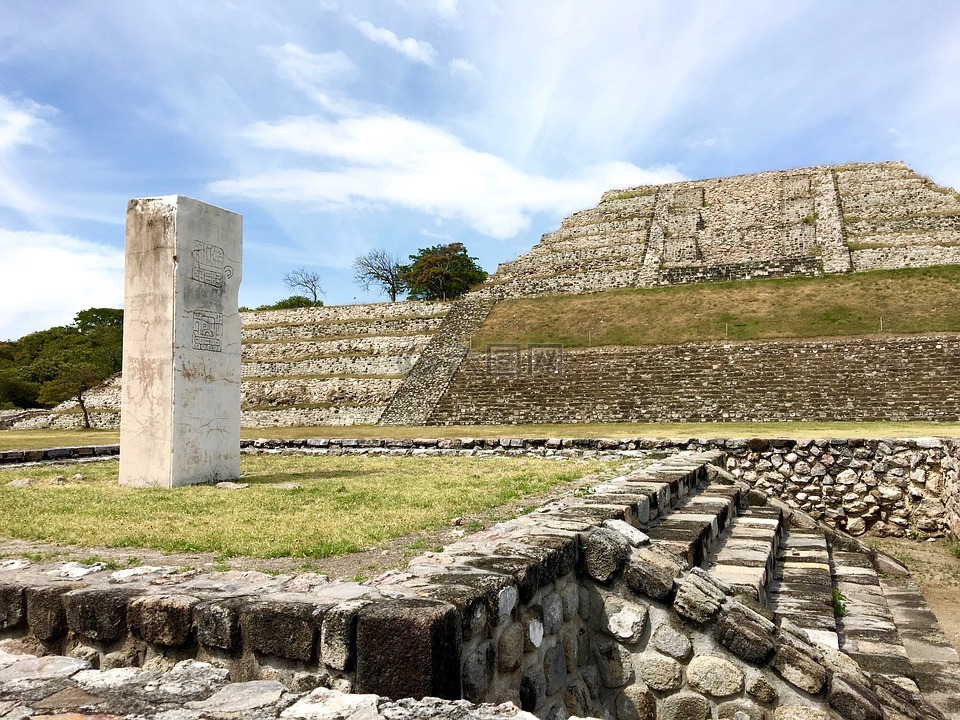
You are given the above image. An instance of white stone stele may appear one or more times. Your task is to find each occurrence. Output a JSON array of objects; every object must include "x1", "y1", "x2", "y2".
[{"x1": 119, "y1": 196, "x2": 242, "y2": 488}]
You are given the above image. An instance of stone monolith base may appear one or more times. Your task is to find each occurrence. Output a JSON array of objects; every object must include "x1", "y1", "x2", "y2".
[{"x1": 119, "y1": 196, "x2": 242, "y2": 488}]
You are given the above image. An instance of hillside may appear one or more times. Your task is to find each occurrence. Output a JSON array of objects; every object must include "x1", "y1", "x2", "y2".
[{"x1": 472, "y1": 265, "x2": 960, "y2": 349}]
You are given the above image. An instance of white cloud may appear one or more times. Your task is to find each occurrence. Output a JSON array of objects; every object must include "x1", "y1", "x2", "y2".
[
  {"x1": 0, "y1": 95, "x2": 55, "y2": 153},
  {"x1": 449, "y1": 58, "x2": 480, "y2": 80},
  {"x1": 0, "y1": 229, "x2": 124, "y2": 341},
  {"x1": 262, "y1": 43, "x2": 355, "y2": 107},
  {"x1": 209, "y1": 114, "x2": 683, "y2": 238},
  {"x1": 353, "y1": 19, "x2": 436, "y2": 65}
]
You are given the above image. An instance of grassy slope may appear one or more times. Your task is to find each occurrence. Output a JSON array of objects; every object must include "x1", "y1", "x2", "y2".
[{"x1": 473, "y1": 265, "x2": 960, "y2": 349}]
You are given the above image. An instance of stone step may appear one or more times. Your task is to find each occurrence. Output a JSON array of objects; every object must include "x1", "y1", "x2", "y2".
[
  {"x1": 705, "y1": 505, "x2": 784, "y2": 605},
  {"x1": 645, "y1": 482, "x2": 742, "y2": 567},
  {"x1": 832, "y1": 549, "x2": 915, "y2": 678},
  {"x1": 879, "y1": 569, "x2": 960, "y2": 719},
  {"x1": 769, "y1": 527, "x2": 839, "y2": 649}
]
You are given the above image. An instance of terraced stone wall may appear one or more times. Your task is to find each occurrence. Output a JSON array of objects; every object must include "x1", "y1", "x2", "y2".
[
  {"x1": 430, "y1": 334, "x2": 960, "y2": 425},
  {"x1": 11, "y1": 301, "x2": 451, "y2": 430},
  {"x1": 486, "y1": 161, "x2": 960, "y2": 299}
]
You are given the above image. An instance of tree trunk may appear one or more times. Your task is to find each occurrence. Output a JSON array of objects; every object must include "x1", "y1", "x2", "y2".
[{"x1": 77, "y1": 392, "x2": 91, "y2": 429}]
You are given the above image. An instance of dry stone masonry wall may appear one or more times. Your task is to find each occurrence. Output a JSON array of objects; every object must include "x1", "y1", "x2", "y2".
[
  {"x1": 430, "y1": 334, "x2": 960, "y2": 425},
  {"x1": 14, "y1": 302, "x2": 451, "y2": 430},
  {"x1": 2, "y1": 450, "x2": 957, "y2": 719},
  {"x1": 486, "y1": 161, "x2": 960, "y2": 298}
]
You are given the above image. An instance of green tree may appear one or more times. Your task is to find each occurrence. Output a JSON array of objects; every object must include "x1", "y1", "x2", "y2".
[
  {"x1": 0, "y1": 308, "x2": 123, "y2": 423},
  {"x1": 400, "y1": 243, "x2": 488, "y2": 301}
]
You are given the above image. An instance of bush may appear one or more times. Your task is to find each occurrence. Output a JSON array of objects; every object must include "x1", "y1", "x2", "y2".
[{"x1": 256, "y1": 296, "x2": 323, "y2": 310}]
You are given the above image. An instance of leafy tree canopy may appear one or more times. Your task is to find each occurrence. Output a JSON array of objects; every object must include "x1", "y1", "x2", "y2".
[
  {"x1": 0, "y1": 308, "x2": 123, "y2": 422},
  {"x1": 400, "y1": 243, "x2": 488, "y2": 301},
  {"x1": 255, "y1": 295, "x2": 323, "y2": 311}
]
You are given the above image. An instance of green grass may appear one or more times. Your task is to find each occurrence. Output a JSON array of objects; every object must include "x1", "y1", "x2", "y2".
[
  {"x1": 0, "y1": 455, "x2": 606, "y2": 558},
  {"x1": 3, "y1": 420, "x2": 960, "y2": 452},
  {"x1": 473, "y1": 265, "x2": 960, "y2": 348}
]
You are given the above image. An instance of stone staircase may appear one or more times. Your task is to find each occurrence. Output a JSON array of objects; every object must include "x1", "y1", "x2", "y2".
[{"x1": 378, "y1": 292, "x2": 497, "y2": 425}]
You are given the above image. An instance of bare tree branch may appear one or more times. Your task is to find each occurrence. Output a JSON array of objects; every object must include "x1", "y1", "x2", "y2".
[
  {"x1": 352, "y1": 250, "x2": 407, "y2": 302},
  {"x1": 282, "y1": 267, "x2": 324, "y2": 304}
]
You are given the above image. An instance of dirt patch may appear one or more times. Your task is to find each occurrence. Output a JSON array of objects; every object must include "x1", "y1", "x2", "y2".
[{"x1": 868, "y1": 535, "x2": 960, "y2": 652}]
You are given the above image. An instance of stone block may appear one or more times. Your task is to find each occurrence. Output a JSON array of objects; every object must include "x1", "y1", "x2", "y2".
[
  {"x1": 128, "y1": 594, "x2": 199, "y2": 647},
  {"x1": 194, "y1": 596, "x2": 246, "y2": 651},
  {"x1": 771, "y1": 640, "x2": 827, "y2": 695},
  {"x1": 355, "y1": 598, "x2": 461, "y2": 700},
  {"x1": 827, "y1": 675, "x2": 884, "y2": 720},
  {"x1": 120, "y1": 195, "x2": 242, "y2": 488},
  {"x1": 0, "y1": 583, "x2": 25, "y2": 630},
  {"x1": 320, "y1": 598, "x2": 370, "y2": 671},
  {"x1": 543, "y1": 642, "x2": 567, "y2": 696},
  {"x1": 240, "y1": 599, "x2": 326, "y2": 662},
  {"x1": 686, "y1": 655, "x2": 744, "y2": 697},
  {"x1": 634, "y1": 652, "x2": 682, "y2": 691},
  {"x1": 519, "y1": 668, "x2": 547, "y2": 712},
  {"x1": 581, "y1": 528, "x2": 630, "y2": 582},
  {"x1": 25, "y1": 585, "x2": 80, "y2": 641},
  {"x1": 624, "y1": 546, "x2": 682, "y2": 600},
  {"x1": 615, "y1": 684, "x2": 656, "y2": 720},
  {"x1": 497, "y1": 621, "x2": 524, "y2": 672},
  {"x1": 715, "y1": 602, "x2": 777, "y2": 664},
  {"x1": 461, "y1": 640, "x2": 495, "y2": 702},
  {"x1": 660, "y1": 691, "x2": 711, "y2": 720},
  {"x1": 63, "y1": 588, "x2": 142, "y2": 643}
]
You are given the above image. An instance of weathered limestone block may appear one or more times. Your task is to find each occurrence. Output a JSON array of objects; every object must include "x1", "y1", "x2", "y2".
[
  {"x1": 624, "y1": 546, "x2": 683, "y2": 600},
  {"x1": 128, "y1": 594, "x2": 199, "y2": 647},
  {"x1": 320, "y1": 598, "x2": 371, "y2": 671},
  {"x1": 26, "y1": 585, "x2": 81, "y2": 641},
  {"x1": 0, "y1": 583, "x2": 25, "y2": 630},
  {"x1": 240, "y1": 599, "x2": 326, "y2": 662},
  {"x1": 63, "y1": 588, "x2": 142, "y2": 643},
  {"x1": 827, "y1": 675, "x2": 884, "y2": 720},
  {"x1": 355, "y1": 598, "x2": 461, "y2": 700},
  {"x1": 715, "y1": 602, "x2": 777, "y2": 664},
  {"x1": 194, "y1": 596, "x2": 246, "y2": 651},
  {"x1": 582, "y1": 528, "x2": 630, "y2": 582},
  {"x1": 686, "y1": 655, "x2": 744, "y2": 697},
  {"x1": 120, "y1": 196, "x2": 242, "y2": 488}
]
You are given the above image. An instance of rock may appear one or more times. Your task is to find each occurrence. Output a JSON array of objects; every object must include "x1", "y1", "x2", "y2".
[
  {"x1": 633, "y1": 652, "x2": 682, "y2": 691},
  {"x1": 659, "y1": 692, "x2": 711, "y2": 720},
  {"x1": 542, "y1": 592, "x2": 564, "y2": 634},
  {"x1": 128, "y1": 594, "x2": 200, "y2": 647},
  {"x1": 686, "y1": 655, "x2": 744, "y2": 697},
  {"x1": 771, "y1": 640, "x2": 827, "y2": 695},
  {"x1": 543, "y1": 643, "x2": 566, "y2": 696},
  {"x1": 519, "y1": 668, "x2": 546, "y2": 713},
  {"x1": 0, "y1": 655, "x2": 91, "y2": 683},
  {"x1": 7, "y1": 479, "x2": 31, "y2": 488},
  {"x1": 828, "y1": 675, "x2": 884, "y2": 720},
  {"x1": 844, "y1": 517, "x2": 867, "y2": 535},
  {"x1": 582, "y1": 528, "x2": 629, "y2": 582},
  {"x1": 592, "y1": 637, "x2": 634, "y2": 688},
  {"x1": 625, "y1": 547, "x2": 683, "y2": 600},
  {"x1": 603, "y1": 599, "x2": 647, "y2": 644},
  {"x1": 774, "y1": 707, "x2": 828, "y2": 720},
  {"x1": 497, "y1": 622, "x2": 524, "y2": 672},
  {"x1": 186, "y1": 680, "x2": 290, "y2": 712},
  {"x1": 462, "y1": 641, "x2": 495, "y2": 702},
  {"x1": 280, "y1": 687, "x2": 379, "y2": 719},
  {"x1": 602, "y1": 519, "x2": 649, "y2": 547},
  {"x1": 715, "y1": 603, "x2": 776, "y2": 665},
  {"x1": 717, "y1": 699, "x2": 766, "y2": 720},
  {"x1": 652, "y1": 623, "x2": 692, "y2": 660},
  {"x1": 215, "y1": 481, "x2": 248, "y2": 490},
  {"x1": 615, "y1": 684, "x2": 656, "y2": 720},
  {"x1": 321, "y1": 599, "x2": 371, "y2": 671},
  {"x1": 673, "y1": 574, "x2": 725, "y2": 624},
  {"x1": 746, "y1": 673, "x2": 779, "y2": 704}
]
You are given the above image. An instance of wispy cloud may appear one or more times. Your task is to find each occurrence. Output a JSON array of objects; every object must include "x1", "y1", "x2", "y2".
[
  {"x1": 353, "y1": 19, "x2": 437, "y2": 65},
  {"x1": 0, "y1": 95, "x2": 55, "y2": 152},
  {"x1": 0, "y1": 229, "x2": 124, "y2": 341},
  {"x1": 261, "y1": 43, "x2": 356, "y2": 108},
  {"x1": 449, "y1": 58, "x2": 480, "y2": 80},
  {"x1": 210, "y1": 113, "x2": 682, "y2": 238}
]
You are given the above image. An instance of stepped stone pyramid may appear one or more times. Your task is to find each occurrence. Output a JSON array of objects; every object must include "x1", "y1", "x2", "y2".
[{"x1": 486, "y1": 161, "x2": 960, "y2": 298}]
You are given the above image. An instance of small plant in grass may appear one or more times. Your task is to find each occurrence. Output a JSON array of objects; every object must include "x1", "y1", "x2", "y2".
[
  {"x1": 949, "y1": 537, "x2": 960, "y2": 559},
  {"x1": 801, "y1": 213, "x2": 819, "y2": 225},
  {"x1": 832, "y1": 587, "x2": 848, "y2": 617},
  {"x1": 126, "y1": 556, "x2": 141, "y2": 567}
]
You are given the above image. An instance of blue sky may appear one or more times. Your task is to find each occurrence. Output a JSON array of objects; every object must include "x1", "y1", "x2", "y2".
[{"x1": 2, "y1": 1, "x2": 959, "y2": 341}]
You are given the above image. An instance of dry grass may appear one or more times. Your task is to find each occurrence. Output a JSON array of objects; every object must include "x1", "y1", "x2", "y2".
[
  {"x1": 0, "y1": 455, "x2": 607, "y2": 558},
  {"x1": 473, "y1": 265, "x2": 960, "y2": 349}
]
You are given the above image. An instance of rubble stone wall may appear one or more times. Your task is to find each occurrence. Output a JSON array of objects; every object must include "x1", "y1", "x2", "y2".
[{"x1": 430, "y1": 334, "x2": 960, "y2": 425}]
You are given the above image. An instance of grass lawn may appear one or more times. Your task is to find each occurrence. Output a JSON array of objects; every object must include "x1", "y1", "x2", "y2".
[
  {"x1": 0, "y1": 454, "x2": 608, "y2": 558},
  {"x1": 2, "y1": 421, "x2": 960, "y2": 452},
  {"x1": 474, "y1": 265, "x2": 960, "y2": 348}
]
